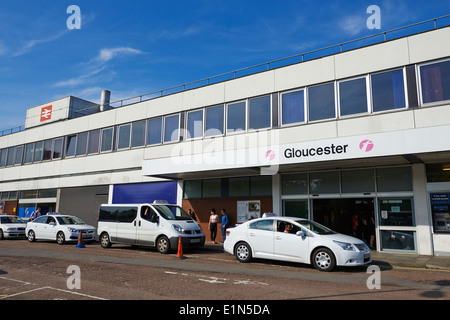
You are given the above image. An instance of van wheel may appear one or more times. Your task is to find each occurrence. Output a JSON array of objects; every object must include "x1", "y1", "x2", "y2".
[
  {"x1": 157, "y1": 236, "x2": 170, "y2": 254},
  {"x1": 100, "y1": 232, "x2": 112, "y2": 248},
  {"x1": 312, "y1": 248, "x2": 336, "y2": 271}
]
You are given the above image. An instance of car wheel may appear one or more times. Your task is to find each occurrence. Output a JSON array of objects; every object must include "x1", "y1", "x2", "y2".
[
  {"x1": 235, "y1": 242, "x2": 252, "y2": 263},
  {"x1": 100, "y1": 232, "x2": 112, "y2": 248},
  {"x1": 312, "y1": 248, "x2": 336, "y2": 272},
  {"x1": 28, "y1": 230, "x2": 36, "y2": 242},
  {"x1": 56, "y1": 231, "x2": 65, "y2": 245},
  {"x1": 156, "y1": 236, "x2": 170, "y2": 254}
]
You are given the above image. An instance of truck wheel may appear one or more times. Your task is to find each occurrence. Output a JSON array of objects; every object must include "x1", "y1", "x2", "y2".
[{"x1": 100, "y1": 232, "x2": 112, "y2": 248}]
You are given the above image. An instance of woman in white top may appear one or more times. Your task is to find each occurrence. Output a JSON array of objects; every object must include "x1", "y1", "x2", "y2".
[{"x1": 209, "y1": 208, "x2": 219, "y2": 244}]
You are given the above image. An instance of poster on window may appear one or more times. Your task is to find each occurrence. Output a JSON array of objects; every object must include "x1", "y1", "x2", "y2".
[{"x1": 237, "y1": 200, "x2": 261, "y2": 223}]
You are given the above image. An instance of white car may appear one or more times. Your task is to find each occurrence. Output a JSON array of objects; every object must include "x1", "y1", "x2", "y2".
[
  {"x1": 26, "y1": 214, "x2": 96, "y2": 245},
  {"x1": 224, "y1": 216, "x2": 371, "y2": 271},
  {"x1": 0, "y1": 215, "x2": 27, "y2": 239}
]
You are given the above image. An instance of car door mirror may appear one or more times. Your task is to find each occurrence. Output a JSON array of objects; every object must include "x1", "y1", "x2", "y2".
[
  {"x1": 150, "y1": 215, "x2": 159, "y2": 223},
  {"x1": 296, "y1": 230, "x2": 306, "y2": 237}
]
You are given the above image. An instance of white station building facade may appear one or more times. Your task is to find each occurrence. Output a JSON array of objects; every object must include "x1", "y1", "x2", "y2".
[{"x1": 1, "y1": 24, "x2": 450, "y2": 256}]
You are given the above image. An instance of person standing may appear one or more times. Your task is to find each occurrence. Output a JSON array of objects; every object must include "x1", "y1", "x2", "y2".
[
  {"x1": 29, "y1": 207, "x2": 42, "y2": 221},
  {"x1": 220, "y1": 209, "x2": 229, "y2": 242},
  {"x1": 209, "y1": 208, "x2": 219, "y2": 244}
]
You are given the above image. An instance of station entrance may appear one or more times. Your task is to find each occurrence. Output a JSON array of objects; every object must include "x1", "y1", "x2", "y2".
[{"x1": 312, "y1": 198, "x2": 376, "y2": 248}]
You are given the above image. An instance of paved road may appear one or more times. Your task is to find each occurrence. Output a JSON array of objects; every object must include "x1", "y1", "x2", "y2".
[{"x1": 1, "y1": 240, "x2": 449, "y2": 302}]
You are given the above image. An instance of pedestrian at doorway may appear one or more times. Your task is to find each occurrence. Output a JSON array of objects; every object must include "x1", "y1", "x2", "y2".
[
  {"x1": 368, "y1": 215, "x2": 376, "y2": 249},
  {"x1": 352, "y1": 212, "x2": 362, "y2": 239},
  {"x1": 220, "y1": 209, "x2": 229, "y2": 242},
  {"x1": 29, "y1": 207, "x2": 42, "y2": 221},
  {"x1": 209, "y1": 208, "x2": 219, "y2": 244}
]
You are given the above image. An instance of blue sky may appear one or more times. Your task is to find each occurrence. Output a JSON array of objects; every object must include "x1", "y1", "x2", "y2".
[{"x1": 0, "y1": 0, "x2": 449, "y2": 131}]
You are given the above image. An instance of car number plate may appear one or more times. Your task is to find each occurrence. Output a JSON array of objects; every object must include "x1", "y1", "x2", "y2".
[{"x1": 191, "y1": 238, "x2": 201, "y2": 243}]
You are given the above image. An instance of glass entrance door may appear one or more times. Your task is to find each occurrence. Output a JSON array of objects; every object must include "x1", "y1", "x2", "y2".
[{"x1": 311, "y1": 198, "x2": 376, "y2": 248}]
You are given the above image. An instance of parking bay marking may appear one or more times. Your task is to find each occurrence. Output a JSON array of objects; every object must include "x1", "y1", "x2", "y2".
[
  {"x1": 0, "y1": 286, "x2": 107, "y2": 300},
  {"x1": 164, "y1": 271, "x2": 269, "y2": 286}
]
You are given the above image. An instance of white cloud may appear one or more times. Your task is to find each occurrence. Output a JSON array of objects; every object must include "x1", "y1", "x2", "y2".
[
  {"x1": 53, "y1": 47, "x2": 144, "y2": 88},
  {"x1": 12, "y1": 30, "x2": 69, "y2": 57},
  {"x1": 96, "y1": 47, "x2": 144, "y2": 62},
  {"x1": 338, "y1": 15, "x2": 367, "y2": 36}
]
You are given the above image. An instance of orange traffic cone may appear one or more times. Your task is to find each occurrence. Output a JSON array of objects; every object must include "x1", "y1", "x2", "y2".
[
  {"x1": 174, "y1": 236, "x2": 186, "y2": 259},
  {"x1": 75, "y1": 231, "x2": 85, "y2": 248}
]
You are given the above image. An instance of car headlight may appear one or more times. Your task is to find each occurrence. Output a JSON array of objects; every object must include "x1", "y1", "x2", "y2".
[
  {"x1": 172, "y1": 224, "x2": 184, "y2": 233},
  {"x1": 333, "y1": 240, "x2": 355, "y2": 251},
  {"x1": 68, "y1": 228, "x2": 78, "y2": 233}
]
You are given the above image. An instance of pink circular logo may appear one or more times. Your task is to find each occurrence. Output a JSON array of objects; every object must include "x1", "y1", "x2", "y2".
[
  {"x1": 265, "y1": 150, "x2": 276, "y2": 161},
  {"x1": 359, "y1": 139, "x2": 374, "y2": 152}
]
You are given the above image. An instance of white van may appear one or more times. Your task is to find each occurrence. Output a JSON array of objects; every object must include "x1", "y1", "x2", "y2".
[{"x1": 97, "y1": 201, "x2": 205, "y2": 253}]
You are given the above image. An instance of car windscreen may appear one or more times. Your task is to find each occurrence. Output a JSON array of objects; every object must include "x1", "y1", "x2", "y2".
[
  {"x1": 56, "y1": 216, "x2": 85, "y2": 225},
  {"x1": 153, "y1": 205, "x2": 191, "y2": 221},
  {"x1": 296, "y1": 219, "x2": 336, "y2": 235},
  {"x1": 0, "y1": 216, "x2": 23, "y2": 224}
]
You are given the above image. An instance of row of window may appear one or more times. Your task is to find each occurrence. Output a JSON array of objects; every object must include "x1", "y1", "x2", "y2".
[
  {"x1": 183, "y1": 176, "x2": 273, "y2": 199},
  {"x1": 282, "y1": 167, "x2": 413, "y2": 195},
  {"x1": 1, "y1": 59, "x2": 450, "y2": 168}
]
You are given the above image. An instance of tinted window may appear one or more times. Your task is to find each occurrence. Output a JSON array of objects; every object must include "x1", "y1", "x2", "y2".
[
  {"x1": 34, "y1": 141, "x2": 43, "y2": 162},
  {"x1": 53, "y1": 138, "x2": 63, "y2": 159},
  {"x1": 164, "y1": 114, "x2": 180, "y2": 143},
  {"x1": 420, "y1": 60, "x2": 450, "y2": 104},
  {"x1": 87, "y1": 130, "x2": 100, "y2": 154},
  {"x1": 227, "y1": 101, "x2": 246, "y2": 133},
  {"x1": 308, "y1": 82, "x2": 335, "y2": 121},
  {"x1": 187, "y1": 110, "x2": 203, "y2": 139},
  {"x1": 66, "y1": 135, "x2": 76, "y2": 157},
  {"x1": 147, "y1": 117, "x2": 162, "y2": 145},
  {"x1": 249, "y1": 219, "x2": 274, "y2": 231},
  {"x1": 6, "y1": 147, "x2": 15, "y2": 166},
  {"x1": 101, "y1": 128, "x2": 114, "y2": 152},
  {"x1": 371, "y1": 69, "x2": 406, "y2": 112},
  {"x1": 282, "y1": 90, "x2": 305, "y2": 125},
  {"x1": 24, "y1": 143, "x2": 34, "y2": 164},
  {"x1": 131, "y1": 120, "x2": 146, "y2": 147},
  {"x1": 339, "y1": 78, "x2": 368, "y2": 116},
  {"x1": 98, "y1": 206, "x2": 138, "y2": 223},
  {"x1": 249, "y1": 95, "x2": 271, "y2": 130},
  {"x1": 205, "y1": 105, "x2": 224, "y2": 137},
  {"x1": 43, "y1": 139, "x2": 53, "y2": 160},
  {"x1": 118, "y1": 124, "x2": 131, "y2": 149},
  {"x1": 14, "y1": 146, "x2": 23, "y2": 165}
]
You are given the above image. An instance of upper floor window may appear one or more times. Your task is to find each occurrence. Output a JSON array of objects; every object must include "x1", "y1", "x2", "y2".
[
  {"x1": 164, "y1": 114, "x2": 180, "y2": 143},
  {"x1": 249, "y1": 95, "x2": 271, "y2": 130},
  {"x1": 227, "y1": 101, "x2": 246, "y2": 134},
  {"x1": 338, "y1": 77, "x2": 368, "y2": 116},
  {"x1": 281, "y1": 89, "x2": 305, "y2": 125},
  {"x1": 419, "y1": 59, "x2": 450, "y2": 104},
  {"x1": 205, "y1": 105, "x2": 224, "y2": 137},
  {"x1": 131, "y1": 120, "x2": 146, "y2": 148},
  {"x1": 371, "y1": 68, "x2": 406, "y2": 112},
  {"x1": 308, "y1": 82, "x2": 336, "y2": 121},
  {"x1": 101, "y1": 127, "x2": 114, "y2": 152},
  {"x1": 147, "y1": 117, "x2": 162, "y2": 145},
  {"x1": 186, "y1": 109, "x2": 204, "y2": 139},
  {"x1": 117, "y1": 124, "x2": 131, "y2": 150}
]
